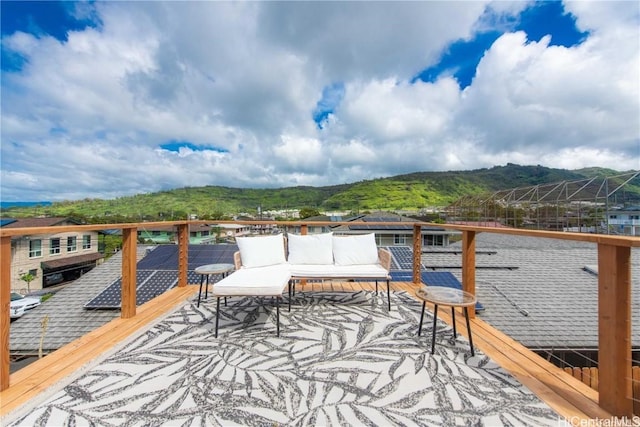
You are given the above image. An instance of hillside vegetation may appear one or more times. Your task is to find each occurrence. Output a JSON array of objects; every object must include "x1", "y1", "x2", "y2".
[{"x1": 2, "y1": 164, "x2": 637, "y2": 221}]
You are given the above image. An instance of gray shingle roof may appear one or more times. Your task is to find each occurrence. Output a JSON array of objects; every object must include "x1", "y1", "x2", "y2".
[
  {"x1": 434, "y1": 233, "x2": 640, "y2": 349},
  {"x1": 10, "y1": 247, "x2": 148, "y2": 355},
  {"x1": 10, "y1": 234, "x2": 639, "y2": 355}
]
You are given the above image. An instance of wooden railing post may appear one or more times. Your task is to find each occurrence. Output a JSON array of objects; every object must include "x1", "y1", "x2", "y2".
[
  {"x1": 597, "y1": 243, "x2": 633, "y2": 416},
  {"x1": 177, "y1": 224, "x2": 189, "y2": 288},
  {"x1": 121, "y1": 227, "x2": 137, "y2": 319},
  {"x1": 413, "y1": 225, "x2": 422, "y2": 285},
  {"x1": 0, "y1": 236, "x2": 11, "y2": 391},
  {"x1": 462, "y1": 230, "x2": 476, "y2": 318}
]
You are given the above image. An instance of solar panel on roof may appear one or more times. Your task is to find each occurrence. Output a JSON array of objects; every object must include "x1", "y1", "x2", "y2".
[
  {"x1": 388, "y1": 246, "x2": 415, "y2": 269},
  {"x1": 0, "y1": 218, "x2": 17, "y2": 227},
  {"x1": 137, "y1": 244, "x2": 237, "y2": 271},
  {"x1": 364, "y1": 217, "x2": 401, "y2": 222},
  {"x1": 390, "y1": 270, "x2": 485, "y2": 312},
  {"x1": 87, "y1": 243, "x2": 484, "y2": 311},
  {"x1": 388, "y1": 246, "x2": 484, "y2": 311},
  {"x1": 85, "y1": 270, "x2": 156, "y2": 309},
  {"x1": 136, "y1": 271, "x2": 179, "y2": 304},
  {"x1": 348, "y1": 225, "x2": 372, "y2": 230},
  {"x1": 86, "y1": 245, "x2": 237, "y2": 309}
]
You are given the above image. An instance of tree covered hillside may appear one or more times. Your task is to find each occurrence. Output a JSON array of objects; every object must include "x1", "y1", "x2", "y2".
[{"x1": 1, "y1": 164, "x2": 637, "y2": 221}]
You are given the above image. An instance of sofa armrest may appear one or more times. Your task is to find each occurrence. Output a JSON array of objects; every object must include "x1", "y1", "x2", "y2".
[
  {"x1": 233, "y1": 251, "x2": 242, "y2": 270},
  {"x1": 378, "y1": 248, "x2": 392, "y2": 272}
]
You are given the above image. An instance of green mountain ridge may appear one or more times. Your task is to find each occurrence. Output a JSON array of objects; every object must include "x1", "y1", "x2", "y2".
[{"x1": 2, "y1": 164, "x2": 638, "y2": 221}]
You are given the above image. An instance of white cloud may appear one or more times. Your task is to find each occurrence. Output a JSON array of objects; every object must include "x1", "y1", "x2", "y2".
[
  {"x1": 458, "y1": 26, "x2": 639, "y2": 163},
  {"x1": 273, "y1": 135, "x2": 325, "y2": 172},
  {"x1": 0, "y1": 1, "x2": 638, "y2": 202}
]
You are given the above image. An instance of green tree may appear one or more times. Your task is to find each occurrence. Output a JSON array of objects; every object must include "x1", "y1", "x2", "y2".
[
  {"x1": 103, "y1": 235, "x2": 123, "y2": 258},
  {"x1": 20, "y1": 272, "x2": 36, "y2": 294},
  {"x1": 299, "y1": 207, "x2": 320, "y2": 219}
]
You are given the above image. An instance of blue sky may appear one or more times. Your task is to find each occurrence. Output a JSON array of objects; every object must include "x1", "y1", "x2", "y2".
[{"x1": 1, "y1": 1, "x2": 638, "y2": 202}]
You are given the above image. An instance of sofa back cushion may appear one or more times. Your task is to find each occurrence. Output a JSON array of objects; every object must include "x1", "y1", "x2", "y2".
[
  {"x1": 332, "y1": 233, "x2": 378, "y2": 266},
  {"x1": 287, "y1": 232, "x2": 334, "y2": 265},
  {"x1": 236, "y1": 234, "x2": 286, "y2": 268}
]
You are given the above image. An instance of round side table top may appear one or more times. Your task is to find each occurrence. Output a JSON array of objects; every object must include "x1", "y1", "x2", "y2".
[
  {"x1": 194, "y1": 263, "x2": 235, "y2": 275},
  {"x1": 416, "y1": 285, "x2": 476, "y2": 307}
]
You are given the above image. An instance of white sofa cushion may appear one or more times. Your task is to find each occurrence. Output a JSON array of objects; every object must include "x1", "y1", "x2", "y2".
[
  {"x1": 289, "y1": 263, "x2": 388, "y2": 278},
  {"x1": 236, "y1": 234, "x2": 286, "y2": 268},
  {"x1": 332, "y1": 233, "x2": 379, "y2": 266},
  {"x1": 287, "y1": 232, "x2": 334, "y2": 265},
  {"x1": 212, "y1": 265, "x2": 291, "y2": 296}
]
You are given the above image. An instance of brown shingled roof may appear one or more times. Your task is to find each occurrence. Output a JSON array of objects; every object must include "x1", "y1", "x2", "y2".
[
  {"x1": 2, "y1": 217, "x2": 78, "y2": 228},
  {"x1": 41, "y1": 252, "x2": 105, "y2": 270}
]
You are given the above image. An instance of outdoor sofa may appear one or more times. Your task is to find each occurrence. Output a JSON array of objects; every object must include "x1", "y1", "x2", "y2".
[{"x1": 211, "y1": 232, "x2": 392, "y2": 336}]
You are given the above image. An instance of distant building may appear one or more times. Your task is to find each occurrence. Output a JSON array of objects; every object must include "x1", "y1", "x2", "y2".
[
  {"x1": 303, "y1": 211, "x2": 459, "y2": 247},
  {"x1": 2, "y1": 218, "x2": 104, "y2": 292},
  {"x1": 605, "y1": 206, "x2": 640, "y2": 236},
  {"x1": 137, "y1": 223, "x2": 253, "y2": 244},
  {"x1": 138, "y1": 223, "x2": 218, "y2": 244},
  {"x1": 213, "y1": 223, "x2": 252, "y2": 240}
]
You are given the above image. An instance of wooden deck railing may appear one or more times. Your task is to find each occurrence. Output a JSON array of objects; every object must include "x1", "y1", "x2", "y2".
[
  {"x1": 1, "y1": 220, "x2": 639, "y2": 417},
  {"x1": 564, "y1": 366, "x2": 640, "y2": 415}
]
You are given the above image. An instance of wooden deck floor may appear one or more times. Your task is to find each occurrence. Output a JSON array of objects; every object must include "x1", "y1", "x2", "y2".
[{"x1": 1, "y1": 281, "x2": 612, "y2": 423}]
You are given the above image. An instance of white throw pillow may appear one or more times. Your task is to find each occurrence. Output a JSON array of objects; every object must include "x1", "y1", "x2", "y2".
[
  {"x1": 332, "y1": 233, "x2": 378, "y2": 266},
  {"x1": 287, "y1": 233, "x2": 333, "y2": 265},
  {"x1": 236, "y1": 234, "x2": 286, "y2": 268}
]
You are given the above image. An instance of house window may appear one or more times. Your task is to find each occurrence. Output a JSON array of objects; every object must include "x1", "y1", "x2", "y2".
[
  {"x1": 394, "y1": 234, "x2": 406, "y2": 245},
  {"x1": 29, "y1": 239, "x2": 42, "y2": 258},
  {"x1": 67, "y1": 236, "x2": 77, "y2": 252},
  {"x1": 29, "y1": 269, "x2": 38, "y2": 276},
  {"x1": 610, "y1": 215, "x2": 617, "y2": 219},
  {"x1": 190, "y1": 231, "x2": 197, "y2": 237},
  {"x1": 83, "y1": 235, "x2": 91, "y2": 249},
  {"x1": 50, "y1": 238, "x2": 61, "y2": 255},
  {"x1": 424, "y1": 235, "x2": 445, "y2": 246},
  {"x1": 202, "y1": 230, "x2": 209, "y2": 237}
]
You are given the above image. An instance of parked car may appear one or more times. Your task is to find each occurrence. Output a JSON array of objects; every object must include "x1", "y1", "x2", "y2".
[{"x1": 10, "y1": 292, "x2": 41, "y2": 319}]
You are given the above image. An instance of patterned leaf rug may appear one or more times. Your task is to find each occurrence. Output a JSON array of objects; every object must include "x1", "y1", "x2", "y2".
[{"x1": 8, "y1": 291, "x2": 562, "y2": 426}]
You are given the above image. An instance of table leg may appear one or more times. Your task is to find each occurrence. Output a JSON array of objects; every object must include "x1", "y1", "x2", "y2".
[
  {"x1": 204, "y1": 275, "x2": 210, "y2": 300},
  {"x1": 451, "y1": 306, "x2": 457, "y2": 338},
  {"x1": 418, "y1": 300, "x2": 426, "y2": 336},
  {"x1": 215, "y1": 297, "x2": 221, "y2": 338},
  {"x1": 197, "y1": 274, "x2": 204, "y2": 307},
  {"x1": 431, "y1": 304, "x2": 439, "y2": 354},
  {"x1": 464, "y1": 306, "x2": 475, "y2": 357}
]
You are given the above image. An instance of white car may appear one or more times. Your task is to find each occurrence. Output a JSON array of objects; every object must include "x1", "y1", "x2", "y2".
[{"x1": 10, "y1": 292, "x2": 41, "y2": 319}]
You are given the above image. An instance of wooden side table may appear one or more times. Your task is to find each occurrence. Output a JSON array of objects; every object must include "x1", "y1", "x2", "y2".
[{"x1": 416, "y1": 285, "x2": 477, "y2": 356}]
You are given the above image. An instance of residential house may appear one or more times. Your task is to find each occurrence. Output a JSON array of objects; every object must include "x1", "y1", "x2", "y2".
[
  {"x1": 138, "y1": 223, "x2": 218, "y2": 244},
  {"x1": 284, "y1": 214, "x2": 335, "y2": 235},
  {"x1": 606, "y1": 206, "x2": 640, "y2": 236},
  {"x1": 138, "y1": 223, "x2": 252, "y2": 244},
  {"x1": 2, "y1": 218, "x2": 103, "y2": 293},
  {"x1": 213, "y1": 223, "x2": 252, "y2": 241},
  {"x1": 329, "y1": 212, "x2": 459, "y2": 246}
]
